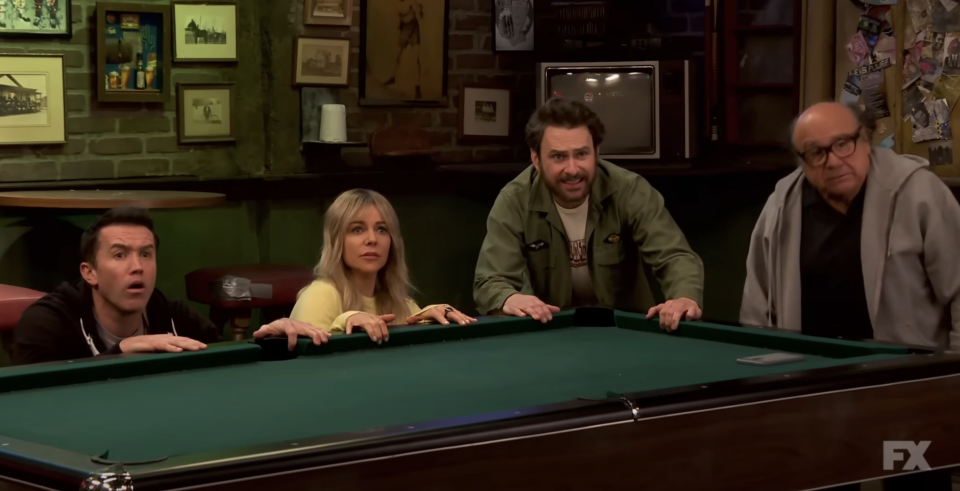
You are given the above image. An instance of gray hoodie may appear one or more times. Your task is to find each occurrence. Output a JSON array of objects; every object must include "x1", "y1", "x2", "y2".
[{"x1": 740, "y1": 147, "x2": 960, "y2": 350}]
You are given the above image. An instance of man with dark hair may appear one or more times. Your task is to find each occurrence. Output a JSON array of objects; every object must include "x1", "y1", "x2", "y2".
[
  {"x1": 742, "y1": 101, "x2": 960, "y2": 356},
  {"x1": 473, "y1": 97, "x2": 704, "y2": 330},
  {"x1": 12, "y1": 206, "x2": 327, "y2": 365}
]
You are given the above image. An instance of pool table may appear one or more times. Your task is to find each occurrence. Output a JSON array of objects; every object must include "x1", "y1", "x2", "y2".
[{"x1": 1, "y1": 308, "x2": 959, "y2": 491}]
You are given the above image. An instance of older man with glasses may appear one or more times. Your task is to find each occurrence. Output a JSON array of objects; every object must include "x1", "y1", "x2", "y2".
[
  {"x1": 742, "y1": 101, "x2": 960, "y2": 350},
  {"x1": 740, "y1": 101, "x2": 960, "y2": 490}
]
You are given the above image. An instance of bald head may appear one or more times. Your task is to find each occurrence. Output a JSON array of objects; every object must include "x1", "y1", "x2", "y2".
[{"x1": 793, "y1": 102, "x2": 873, "y2": 211}]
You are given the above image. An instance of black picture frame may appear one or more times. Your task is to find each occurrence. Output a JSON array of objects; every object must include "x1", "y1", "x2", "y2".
[
  {"x1": 491, "y1": 0, "x2": 534, "y2": 53},
  {"x1": 0, "y1": 0, "x2": 72, "y2": 39},
  {"x1": 359, "y1": 0, "x2": 449, "y2": 107}
]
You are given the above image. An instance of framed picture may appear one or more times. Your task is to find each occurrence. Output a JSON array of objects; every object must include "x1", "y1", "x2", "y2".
[
  {"x1": 0, "y1": 54, "x2": 67, "y2": 146},
  {"x1": 173, "y1": 2, "x2": 238, "y2": 62},
  {"x1": 176, "y1": 83, "x2": 237, "y2": 144},
  {"x1": 96, "y1": 3, "x2": 172, "y2": 103},
  {"x1": 304, "y1": 0, "x2": 354, "y2": 26},
  {"x1": 359, "y1": 0, "x2": 448, "y2": 106},
  {"x1": 0, "y1": 0, "x2": 72, "y2": 38},
  {"x1": 293, "y1": 37, "x2": 350, "y2": 86},
  {"x1": 459, "y1": 83, "x2": 512, "y2": 142},
  {"x1": 492, "y1": 0, "x2": 534, "y2": 52}
]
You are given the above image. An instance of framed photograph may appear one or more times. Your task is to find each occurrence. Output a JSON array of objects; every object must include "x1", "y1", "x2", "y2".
[
  {"x1": 0, "y1": 0, "x2": 72, "y2": 38},
  {"x1": 96, "y1": 3, "x2": 172, "y2": 103},
  {"x1": 459, "y1": 83, "x2": 512, "y2": 142},
  {"x1": 0, "y1": 54, "x2": 67, "y2": 146},
  {"x1": 173, "y1": 2, "x2": 238, "y2": 62},
  {"x1": 493, "y1": 0, "x2": 534, "y2": 52},
  {"x1": 176, "y1": 83, "x2": 237, "y2": 144},
  {"x1": 293, "y1": 37, "x2": 350, "y2": 86},
  {"x1": 360, "y1": 0, "x2": 449, "y2": 106},
  {"x1": 304, "y1": 0, "x2": 354, "y2": 26}
]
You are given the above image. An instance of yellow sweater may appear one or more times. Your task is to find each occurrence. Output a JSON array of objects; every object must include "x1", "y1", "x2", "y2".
[{"x1": 290, "y1": 279, "x2": 433, "y2": 333}]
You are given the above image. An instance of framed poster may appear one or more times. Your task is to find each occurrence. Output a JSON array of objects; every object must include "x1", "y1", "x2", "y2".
[
  {"x1": 293, "y1": 37, "x2": 350, "y2": 86},
  {"x1": 458, "y1": 83, "x2": 512, "y2": 142},
  {"x1": 177, "y1": 83, "x2": 237, "y2": 144},
  {"x1": 359, "y1": 0, "x2": 448, "y2": 106},
  {"x1": 0, "y1": 54, "x2": 67, "y2": 146},
  {"x1": 304, "y1": 0, "x2": 354, "y2": 26},
  {"x1": 492, "y1": 0, "x2": 534, "y2": 52},
  {"x1": 0, "y1": 0, "x2": 71, "y2": 38},
  {"x1": 173, "y1": 2, "x2": 238, "y2": 62},
  {"x1": 96, "y1": 2, "x2": 172, "y2": 103}
]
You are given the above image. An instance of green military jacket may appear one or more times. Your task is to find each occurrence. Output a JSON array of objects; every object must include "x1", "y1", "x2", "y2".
[{"x1": 473, "y1": 159, "x2": 704, "y2": 314}]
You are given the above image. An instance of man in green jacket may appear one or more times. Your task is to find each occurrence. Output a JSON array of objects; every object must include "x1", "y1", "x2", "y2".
[{"x1": 473, "y1": 97, "x2": 704, "y2": 330}]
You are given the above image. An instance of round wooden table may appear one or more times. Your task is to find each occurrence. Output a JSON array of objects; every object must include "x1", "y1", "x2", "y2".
[{"x1": 0, "y1": 190, "x2": 226, "y2": 209}]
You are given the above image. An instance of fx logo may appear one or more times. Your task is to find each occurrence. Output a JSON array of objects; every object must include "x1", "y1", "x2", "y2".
[{"x1": 883, "y1": 441, "x2": 931, "y2": 471}]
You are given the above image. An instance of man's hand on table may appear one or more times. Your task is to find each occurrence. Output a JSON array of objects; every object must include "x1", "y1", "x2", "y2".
[
  {"x1": 119, "y1": 334, "x2": 208, "y2": 354},
  {"x1": 253, "y1": 318, "x2": 330, "y2": 351},
  {"x1": 646, "y1": 297, "x2": 702, "y2": 331},
  {"x1": 502, "y1": 294, "x2": 560, "y2": 323}
]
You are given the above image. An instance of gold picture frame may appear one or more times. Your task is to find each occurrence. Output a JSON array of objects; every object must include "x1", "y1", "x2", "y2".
[
  {"x1": 293, "y1": 37, "x2": 350, "y2": 87},
  {"x1": 304, "y1": 0, "x2": 354, "y2": 26}
]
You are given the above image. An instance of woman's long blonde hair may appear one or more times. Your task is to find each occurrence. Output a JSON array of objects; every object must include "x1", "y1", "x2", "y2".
[{"x1": 314, "y1": 189, "x2": 414, "y2": 322}]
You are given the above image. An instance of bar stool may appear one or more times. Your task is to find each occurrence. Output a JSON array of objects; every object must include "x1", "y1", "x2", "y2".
[
  {"x1": 185, "y1": 264, "x2": 315, "y2": 340},
  {"x1": 0, "y1": 284, "x2": 45, "y2": 357}
]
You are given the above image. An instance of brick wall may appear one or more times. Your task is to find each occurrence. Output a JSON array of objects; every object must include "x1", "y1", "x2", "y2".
[{"x1": 0, "y1": 0, "x2": 705, "y2": 183}]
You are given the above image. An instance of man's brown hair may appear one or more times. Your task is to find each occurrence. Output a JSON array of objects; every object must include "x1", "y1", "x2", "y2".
[{"x1": 524, "y1": 97, "x2": 606, "y2": 157}]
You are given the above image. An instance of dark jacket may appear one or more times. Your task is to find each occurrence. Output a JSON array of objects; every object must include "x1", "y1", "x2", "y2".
[{"x1": 12, "y1": 279, "x2": 220, "y2": 366}]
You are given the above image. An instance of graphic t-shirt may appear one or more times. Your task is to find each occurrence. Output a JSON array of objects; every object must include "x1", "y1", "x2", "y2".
[{"x1": 555, "y1": 199, "x2": 598, "y2": 307}]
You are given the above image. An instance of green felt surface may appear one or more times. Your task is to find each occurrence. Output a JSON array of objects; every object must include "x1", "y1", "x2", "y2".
[{"x1": 0, "y1": 325, "x2": 905, "y2": 463}]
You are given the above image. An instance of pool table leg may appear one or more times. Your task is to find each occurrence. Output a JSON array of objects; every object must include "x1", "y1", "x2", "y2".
[{"x1": 229, "y1": 308, "x2": 252, "y2": 341}]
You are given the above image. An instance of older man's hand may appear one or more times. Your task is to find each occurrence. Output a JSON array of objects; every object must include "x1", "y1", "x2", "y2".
[
  {"x1": 253, "y1": 318, "x2": 330, "y2": 351},
  {"x1": 646, "y1": 298, "x2": 702, "y2": 331}
]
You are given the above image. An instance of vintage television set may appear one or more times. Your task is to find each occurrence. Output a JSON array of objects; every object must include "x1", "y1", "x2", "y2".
[{"x1": 536, "y1": 60, "x2": 699, "y2": 162}]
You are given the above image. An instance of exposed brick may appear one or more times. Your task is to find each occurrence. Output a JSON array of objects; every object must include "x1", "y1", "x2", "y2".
[
  {"x1": 60, "y1": 160, "x2": 115, "y2": 180},
  {"x1": 449, "y1": 34, "x2": 474, "y2": 50},
  {"x1": 346, "y1": 130, "x2": 366, "y2": 143},
  {"x1": 70, "y1": 28, "x2": 92, "y2": 45},
  {"x1": 0, "y1": 48, "x2": 25, "y2": 54},
  {"x1": 346, "y1": 111, "x2": 390, "y2": 129},
  {"x1": 451, "y1": 0, "x2": 474, "y2": 10},
  {"x1": 483, "y1": 35, "x2": 492, "y2": 50},
  {"x1": 448, "y1": 74, "x2": 476, "y2": 88},
  {"x1": 171, "y1": 158, "x2": 197, "y2": 175},
  {"x1": 171, "y1": 72, "x2": 221, "y2": 86},
  {"x1": 456, "y1": 14, "x2": 490, "y2": 31},
  {"x1": 671, "y1": 0, "x2": 706, "y2": 13},
  {"x1": 91, "y1": 101, "x2": 145, "y2": 115},
  {"x1": 339, "y1": 30, "x2": 360, "y2": 46},
  {"x1": 0, "y1": 161, "x2": 57, "y2": 182},
  {"x1": 89, "y1": 138, "x2": 143, "y2": 155},
  {"x1": 349, "y1": 53, "x2": 360, "y2": 69},
  {"x1": 66, "y1": 72, "x2": 94, "y2": 90},
  {"x1": 476, "y1": 147, "x2": 517, "y2": 162},
  {"x1": 429, "y1": 130, "x2": 453, "y2": 146},
  {"x1": 46, "y1": 139, "x2": 87, "y2": 155},
  {"x1": 392, "y1": 112, "x2": 433, "y2": 127},
  {"x1": 339, "y1": 89, "x2": 359, "y2": 108},
  {"x1": 66, "y1": 94, "x2": 86, "y2": 113},
  {"x1": 67, "y1": 117, "x2": 116, "y2": 134},
  {"x1": 477, "y1": 74, "x2": 517, "y2": 86},
  {"x1": 145, "y1": 136, "x2": 180, "y2": 154},
  {"x1": 27, "y1": 49, "x2": 84, "y2": 68},
  {"x1": 71, "y1": 4, "x2": 82, "y2": 23},
  {"x1": 119, "y1": 118, "x2": 171, "y2": 134},
  {"x1": 457, "y1": 54, "x2": 495, "y2": 69},
  {"x1": 498, "y1": 53, "x2": 535, "y2": 71},
  {"x1": 437, "y1": 149, "x2": 474, "y2": 164},
  {"x1": 439, "y1": 112, "x2": 459, "y2": 127},
  {"x1": 118, "y1": 159, "x2": 171, "y2": 177}
]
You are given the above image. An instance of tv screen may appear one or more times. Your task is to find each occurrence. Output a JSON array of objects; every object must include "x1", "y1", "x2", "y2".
[{"x1": 545, "y1": 67, "x2": 656, "y2": 156}]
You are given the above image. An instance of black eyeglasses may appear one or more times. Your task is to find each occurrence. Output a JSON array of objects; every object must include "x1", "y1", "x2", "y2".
[{"x1": 796, "y1": 126, "x2": 863, "y2": 167}]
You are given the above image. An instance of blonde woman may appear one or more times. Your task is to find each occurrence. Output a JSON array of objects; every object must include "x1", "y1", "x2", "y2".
[{"x1": 291, "y1": 189, "x2": 476, "y2": 343}]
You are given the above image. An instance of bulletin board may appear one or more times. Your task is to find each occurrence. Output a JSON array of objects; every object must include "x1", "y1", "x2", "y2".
[{"x1": 834, "y1": 1, "x2": 960, "y2": 177}]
